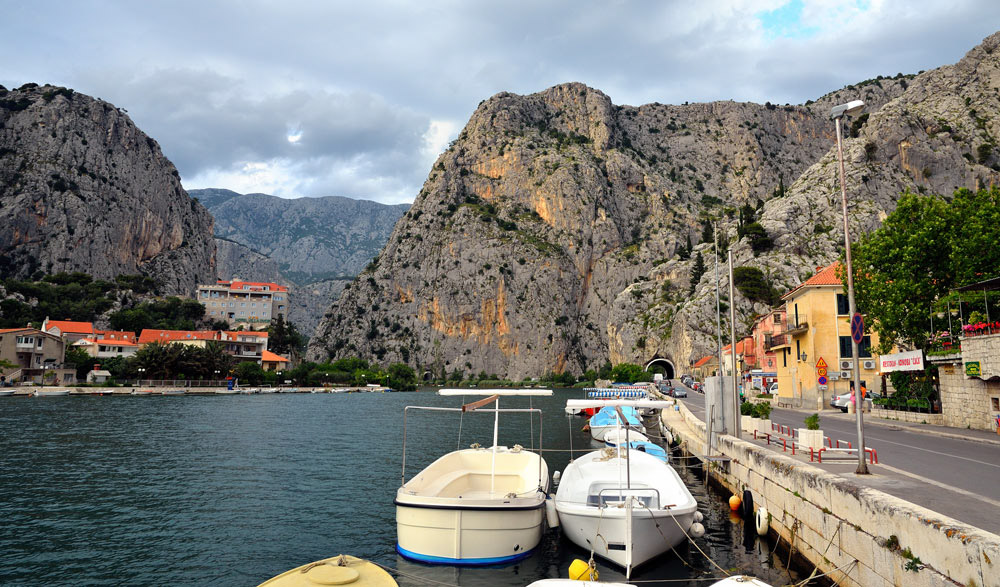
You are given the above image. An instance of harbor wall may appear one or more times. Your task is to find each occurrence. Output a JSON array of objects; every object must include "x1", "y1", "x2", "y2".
[{"x1": 663, "y1": 401, "x2": 1000, "y2": 587}]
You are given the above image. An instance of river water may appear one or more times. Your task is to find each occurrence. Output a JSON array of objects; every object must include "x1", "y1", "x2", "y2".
[{"x1": 0, "y1": 390, "x2": 818, "y2": 586}]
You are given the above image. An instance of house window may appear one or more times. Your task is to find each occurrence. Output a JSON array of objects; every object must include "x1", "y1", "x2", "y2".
[
  {"x1": 839, "y1": 336, "x2": 872, "y2": 358},
  {"x1": 836, "y1": 293, "x2": 850, "y2": 316},
  {"x1": 795, "y1": 340, "x2": 801, "y2": 361},
  {"x1": 783, "y1": 349, "x2": 787, "y2": 368},
  {"x1": 773, "y1": 314, "x2": 782, "y2": 324}
]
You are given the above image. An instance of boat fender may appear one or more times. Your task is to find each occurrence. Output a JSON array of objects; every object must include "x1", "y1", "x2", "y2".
[
  {"x1": 742, "y1": 489, "x2": 754, "y2": 519},
  {"x1": 755, "y1": 506, "x2": 769, "y2": 536},
  {"x1": 689, "y1": 522, "x2": 706, "y2": 538},
  {"x1": 545, "y1": 495, "x2": 560, "y2": 529},
  {"x1": 568, "y1": 558, "x2": 597, "y2": 581},
  {"x1": 552, "y1": 470, "x2": 561, "y2": 486},
  {"x1": 693, "y1": 511, "x2": 704, "y2": 523},
  {"x1": 728, "y1": 495, "x2": 742, "y2": 511}
]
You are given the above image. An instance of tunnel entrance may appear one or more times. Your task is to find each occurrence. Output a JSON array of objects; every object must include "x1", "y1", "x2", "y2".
[{"x1": 644, "y1": 358, "x2": 676, "y2": 380}]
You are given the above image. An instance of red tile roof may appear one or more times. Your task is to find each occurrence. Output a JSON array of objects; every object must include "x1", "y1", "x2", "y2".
[
  {"x1": 96, "y1": 330, "x2": 136, "y2": 341},
  {"x1": 692, "y1": 355, "x2": 715, "y2": 368},
  {"x1": 216, "y1": 280, "x2": 288, "y2": 293},
  {"x1": 0, "y1": 327, "x2": 32, "y2": 334},
  {"x1": 45, "y1": 320, "x2": 95, "y2": 334},
  {"x1": 221, "y1": 331, "x2": 268, "y2": 340},
  {"x1": 261, "y1": 350, "x2": 289, "y2": 363},
  {"x1": 782, "y1": 262, "x2": 843, "y2": 300},
  {"x1": 138, "y1": 330, "x2": 219, "y2": 344}
]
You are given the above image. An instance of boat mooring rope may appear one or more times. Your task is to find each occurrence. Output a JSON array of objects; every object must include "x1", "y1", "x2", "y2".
[{"x1": 643, "y1": 502, "x2": 732, "y2": 578}]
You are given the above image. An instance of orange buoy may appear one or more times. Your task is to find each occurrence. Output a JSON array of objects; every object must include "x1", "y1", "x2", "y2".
[{"x1": 729, "y1": 495, "x2": 742, "y2": 511}]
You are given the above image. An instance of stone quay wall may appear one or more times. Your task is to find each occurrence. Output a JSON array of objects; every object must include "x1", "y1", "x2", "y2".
[
  {"x1": 664, "y1": 401, "x2": 1000, "y2": 587},
  {"x1": 933, "y1": 344, "x2": 1000, "y2": 431}
]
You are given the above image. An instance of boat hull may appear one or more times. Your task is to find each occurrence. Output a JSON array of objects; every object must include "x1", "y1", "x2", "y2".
[
  {"x1": 555, "y1": 501, "x2": 695, "y2": 569},
  {"x1": 589, "y1": 423, "x2": 645, "y2": 442},
  {"x1": 395, "y1": 500, "x2": 545, "y2": 564}
]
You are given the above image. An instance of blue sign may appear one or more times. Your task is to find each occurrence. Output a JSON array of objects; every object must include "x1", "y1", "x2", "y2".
[
  {"x1": 818, "y1": 375, "x2": 828, "y2": 385},
  {"x1": 851, "y1": 313, "x2": 864, "y2": 344}
]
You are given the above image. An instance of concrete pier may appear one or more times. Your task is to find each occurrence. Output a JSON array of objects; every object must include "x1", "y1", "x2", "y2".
[{"x1": 660, "y1": 399, "x2": 1000, "y2": 587}]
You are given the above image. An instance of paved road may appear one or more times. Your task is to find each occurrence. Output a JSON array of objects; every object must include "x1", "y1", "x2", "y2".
[{"x1": 670, "y1": 380, "x2": 1000, "y2": 533}]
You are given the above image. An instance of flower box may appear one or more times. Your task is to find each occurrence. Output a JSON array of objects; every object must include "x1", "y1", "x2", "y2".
[{"x1": 798, "y1": 428, "x2": 824, "y2": 450}]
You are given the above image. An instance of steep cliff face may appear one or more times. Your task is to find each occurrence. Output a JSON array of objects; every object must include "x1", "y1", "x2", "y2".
[
  {"x1": 0, "y1": 84, "x2": 215, "y2": 294},
  {"x1": 308, "y1": 33, "x2": 1000, "y2": 378}
]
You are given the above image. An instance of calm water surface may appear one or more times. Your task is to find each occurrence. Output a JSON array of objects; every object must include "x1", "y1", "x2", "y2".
[{"x1": 0, "y1": 390, "x2": 816, "y2": 586}]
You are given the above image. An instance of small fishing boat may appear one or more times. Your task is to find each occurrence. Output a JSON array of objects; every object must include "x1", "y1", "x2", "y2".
[
  {"x1": 395, "y1": 389, "x2": 551, "y2": 565},
  {"x1": 160, "y1": 389, "x2": 185, "y2": 395},
  {"x1": 588, "y1": 405, "x2": 644, "y2": 442},
  {"x1": 555, "y1": 399, "x2": 700, "y2": 578},
  {"x1": 0, "y1": 389, "x2": 15, "y2": 397},
  {"x1": 569, "y1": 387, "x2": 648, "y2": 416},
  {"x1": 33, "y1": 389, "x2": 70, "y2": 397},
  {"x1": 256, "y1": 554, "x2": 397, "y2": 586}
]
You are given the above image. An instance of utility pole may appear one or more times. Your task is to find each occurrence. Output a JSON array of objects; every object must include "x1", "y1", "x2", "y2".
[{"x1": 728, "y1": 249, "x2": 740, "y2": 439}]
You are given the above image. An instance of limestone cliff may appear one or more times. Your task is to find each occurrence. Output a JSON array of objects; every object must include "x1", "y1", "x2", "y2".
[
  {"x1": 0, "y1": 84, "x2": 215, "y2": 294},
  {"x1": 308, "y1": 33, "x2": 1000, "y2": 379}
]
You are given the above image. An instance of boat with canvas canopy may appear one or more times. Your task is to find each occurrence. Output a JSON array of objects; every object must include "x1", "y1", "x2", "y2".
[
  {"x1": 395, "y1": 389, "x2": 551, "y2": 565},
  {"x1": 587, "y1": 405, "x2": 645, "y2": 442}
]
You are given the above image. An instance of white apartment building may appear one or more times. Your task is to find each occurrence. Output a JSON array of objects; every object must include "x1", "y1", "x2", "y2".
[{"x1": 197, "y1": 280, "x2": 289, "y2": 328}]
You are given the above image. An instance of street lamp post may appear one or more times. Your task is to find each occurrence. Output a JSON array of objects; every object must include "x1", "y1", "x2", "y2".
[
  {"x1": 138, "y1": 367, "x2": 146, "y2": 383},
  {"x1": 831, "y1": 99, "x2": 869, "y2": 475}
]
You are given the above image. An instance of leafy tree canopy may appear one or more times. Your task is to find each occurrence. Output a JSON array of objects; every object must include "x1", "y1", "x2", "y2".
[{"x1": 850, "y1": 187, "x2": 1000, "y2": 352}]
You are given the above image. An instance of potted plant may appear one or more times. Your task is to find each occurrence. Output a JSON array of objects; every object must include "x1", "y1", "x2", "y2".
[
  {"x1": 740, "y1": 401, "x2": 756, "y2": 431},
  {"x1": 798, "y1": 413, "x2": 824, "y2": 450},
  {"x1": 754, "y1": 402, "x2": 773, "y2": 435}
]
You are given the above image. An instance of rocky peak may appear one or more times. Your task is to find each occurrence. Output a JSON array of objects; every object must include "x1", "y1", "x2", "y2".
[{"x1": 0, "y1": 84, "x2": 215, "y2": 294}]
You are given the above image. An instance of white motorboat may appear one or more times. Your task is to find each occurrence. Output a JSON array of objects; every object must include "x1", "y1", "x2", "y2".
[
  {"x1": 556, "y1": 399, "x2": 699, "y2": 578},
  {"x1": 395, "y1": 389, "x2": 551, "y2": 565},
  {"x1": 588, "y1": 405, "x2": 645, "y2": 442},
  {"x1": 33, "y1": 389, "x2": 70, "y2": 397},
  {"x1": 0, "y1": 389, "x2": 16, "y2": 397}
]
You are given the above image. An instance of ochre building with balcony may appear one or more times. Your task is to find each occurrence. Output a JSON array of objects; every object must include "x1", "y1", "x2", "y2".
[{"x1": 773, "y1": 263, "x2": 881, "y2": 408}]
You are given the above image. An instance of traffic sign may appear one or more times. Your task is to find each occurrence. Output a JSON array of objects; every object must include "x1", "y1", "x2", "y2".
[
  {"x1": 817, "y1": 367, "x2": 828, "y2": 377},
  {"x1": 851, "y1": 313, "x2": 865, "y2": 344},
  {"x1": 816, "y1": 357, "x2": 827, "y2": 369},
  {"x1": 818, "y1": 375, "x2": 828, "y2": 385}
]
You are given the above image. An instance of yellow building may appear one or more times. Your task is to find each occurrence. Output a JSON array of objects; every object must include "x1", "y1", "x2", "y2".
[{"x1": 772, "y1": 263, "x2": 881, "y2": 409}]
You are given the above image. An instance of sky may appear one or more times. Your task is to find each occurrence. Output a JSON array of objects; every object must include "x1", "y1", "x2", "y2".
[{"x1": 2, "y1": 1, "x2": 999, "y2": 205}]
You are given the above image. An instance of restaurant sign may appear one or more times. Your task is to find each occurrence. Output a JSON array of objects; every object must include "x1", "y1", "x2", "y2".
[
  {"x1": 879, "y1": 349, "x2": 924, "y2": 373},
  {"x1": 965, "y1": 361, "x2": 982, "y2": 377}
]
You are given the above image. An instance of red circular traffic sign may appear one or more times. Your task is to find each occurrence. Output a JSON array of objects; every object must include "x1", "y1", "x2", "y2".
[
  {"x1": 851, "y1": 313, "x2": 864, "y2": 344},
  {"x1": 818, "y1": 375, "x2": 828, "y2": 385}
]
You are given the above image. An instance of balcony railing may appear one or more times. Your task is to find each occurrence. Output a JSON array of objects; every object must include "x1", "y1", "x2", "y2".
[
  {"x1": 782, "y1": 318, "x2": 808, "y2": 336},
  {"x1": 764, "y1": 334, "x2": 788, "y2": 350}
]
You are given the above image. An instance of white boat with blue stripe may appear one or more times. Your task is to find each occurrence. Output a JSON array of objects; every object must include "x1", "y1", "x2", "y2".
[
  {"x1": 395, "y1": 389, "x2": 551, "y2": 566},
  {"x1": 588, "y1": 405, "x2": 645, "y2": 442}
]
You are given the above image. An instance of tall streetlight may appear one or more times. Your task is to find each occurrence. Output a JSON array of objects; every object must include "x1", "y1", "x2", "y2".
[{"x1": 831, "y1": 99, "x2": 869, "y2": 475}]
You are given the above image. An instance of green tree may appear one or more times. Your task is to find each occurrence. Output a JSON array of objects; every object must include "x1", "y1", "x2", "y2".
[
  {"x1": 610, "y1": 362, "x2": 649, "y2": 383},
  {"x1": 235, "y1": 361, "x2": 265, "y2": 385},
  {"x1": 387, "y1": 363, "x2": 418, "y2": 391},
  {"x1": 701, "y1": 221, "x2": 714, "y2": 245},
  {"x1": 689, "y1": 251, "x2": 706, "y2": 295},
  {"x1": 851, "y1": 187, "x2": 1000, "y2": 352},
  {"x1": 733, "y1": 266, "x2": 779, "y2": 306}
]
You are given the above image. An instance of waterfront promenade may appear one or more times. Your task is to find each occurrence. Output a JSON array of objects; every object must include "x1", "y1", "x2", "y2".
[{"x1": 675, "y1": 382, "x2": 1000, "y2": 534}]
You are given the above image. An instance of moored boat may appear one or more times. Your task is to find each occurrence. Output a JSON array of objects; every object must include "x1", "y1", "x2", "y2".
[
  {"x1": 395, "y1": 389, "x2": 551, "y2": 565},
  {"x1": 588, "y1": 405, "x2": 644, "y2": 442},
  {"x1": 33, "y1": 389, "x2": 70, "y2": 397},
  {"x1": 555, "y1": 399, "x2": 699, "y2": 578},
  {"x1": 256, "y1": 554, "x2": 397, "y2": 586}
]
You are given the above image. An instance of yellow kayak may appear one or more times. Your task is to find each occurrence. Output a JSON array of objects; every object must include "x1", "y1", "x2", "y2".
[{"x1": 257, "y1": 554, "x2": 398, "y2": 586}]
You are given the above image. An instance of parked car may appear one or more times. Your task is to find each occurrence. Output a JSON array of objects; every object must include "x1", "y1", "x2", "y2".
[
  {"x1": 830, "y1": 392, "x2": 852, "y2": 412},
  {"x1": 767, "y1": 382, "x2": 778, "y2": 395},
  {"x1": 673, "y1": 387, "x2": 688, "y2": 398}
]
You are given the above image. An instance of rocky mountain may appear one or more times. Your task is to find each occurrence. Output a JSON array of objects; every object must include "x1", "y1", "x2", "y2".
[
  {"x1": 193, "y1": 188, "x2": 409, "y2": 284},
  {"x1": 307, "y1": 32, "x2": 1000, "y2": 379},
  {"x1": 0, "y1": 84, "x2": 216, "y2": 295},
  {"x1": 192, "y1": 188, "x2": 408, "y2": 336}
]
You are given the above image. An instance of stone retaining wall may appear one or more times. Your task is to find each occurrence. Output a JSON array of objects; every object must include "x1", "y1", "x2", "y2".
[
  {"x1": 870, "y1": 407, "x2": 945, "y2": 425},
  {"x1": 934, "y1": 354, "x2": 1000, "y2": 431},
  {"x1": 666, "y1": 402, "x2": 1000, "y2": 587}
]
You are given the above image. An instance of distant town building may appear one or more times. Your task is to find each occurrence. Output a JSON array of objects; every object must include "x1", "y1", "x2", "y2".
[
  {"x1": 42, "y1": 319, "x2": 137, "y2": 359},
  {"x1": 0, "y1": 327, "x2": 75, "y2": 385},
  {"x1": 691, "y1": 355, "x2": 718, "y2": 380},
  {"x1": 196, "y1": 280, "x2": 289, "y2": 328},
  {"x1": 773, "y1": 263, "x2": 881, "y2": 408},
  {"x1": 136, "y1": 329, "x2": 282, "y2": 366}
]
